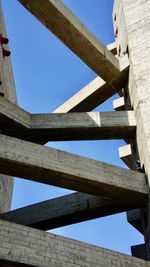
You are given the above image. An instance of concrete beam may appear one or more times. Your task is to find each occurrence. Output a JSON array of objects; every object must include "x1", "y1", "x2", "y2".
[
  {"x1": 0, "y1": 97, "x2": 30, "y2": 130},
  {"x1": 0, "y1": 219, "x2": 150, "y2": 267},
  {"x1": 0, "y1": 1, "x2": 18, "y2": 213},
  {"x1": 113, "y1": 97, "x2": 125, "y2": 111},
  {"x1": 119, "y1": 144, "x2": 134, "y2": 169},
  {"x1": 107, "y1": 42, "x2": 117, "y2": 55},
  {"x1": 54, "y1": 56, "x2": 128, "y2": 113},
  {"x1": 0, "y1": 134, "x2": 147, "y2": 201},
  {"x1": 18, "y1": 0, "x2": 129, "y2": 89},
  {"x1": 54, "y1": 77, "x2": 117, "y2": 113},
  {"x1": 0, "y1": 98, "x2": 136, "y2": 141},
  {"x1": 127, "y1": 209, "x2": 143, "y2": 234},
  {"x1": 30, "y1": 111, "x2": 136, "y2": 141},
  {"x1": 0, "y1": 191, "x2": 145, "y2": 231}
]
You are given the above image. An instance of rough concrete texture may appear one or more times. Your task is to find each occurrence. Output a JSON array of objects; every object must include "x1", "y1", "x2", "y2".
[
  {"x1": 114, "y1": 0, "x2": 150, "y2": 259},
  {"x1": 18, "y1": 0, "x2": 129, "y2": 91},
  {"x1": 0, "y1": 1, "x2": 17, "y2": 213},
  {"x1": 0, "y1": 97, "x2": 137, "y2": 141},
  {"x1": 0, "y1": 0, "x2": 150, "y2": 264},
  {"x1": 0, "y1": 219, "x2": 150, "y2": 267},
  {"x1": 121, "y1": 0, "x2": 150, "y2": 175},
  {"x1": 0, "y1": 133, "x2": 147, "y2": 202}
]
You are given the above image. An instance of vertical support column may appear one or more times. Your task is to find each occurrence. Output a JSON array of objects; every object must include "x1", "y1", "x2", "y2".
[
  {"x1": 0, "y1": 1, "x2": 17, "y2": 212},
  {"x1": 113, "y1": 0, "x2": 150, "y2": 260}
]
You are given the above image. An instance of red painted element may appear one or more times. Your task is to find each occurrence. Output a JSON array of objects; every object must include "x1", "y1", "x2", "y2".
[
  {"x1": 0, "y1": 34, "x2": 9, "y2": 45},
  {"x1": 115, "y1": 26, "x2": 118, "y2": 38},
  {"x1": 2, "y1": 47, "x2": 11, "y2": 58},
  {"x1": 0, "y1": 92, "x2": 4, "y2": 97}
]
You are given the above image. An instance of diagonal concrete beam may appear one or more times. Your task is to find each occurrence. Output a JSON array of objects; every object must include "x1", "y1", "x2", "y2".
[
  {"x1": 18, "y1": 0, "x2": 128, "y2": 89},
  {"x1": 53, "y1": 77, "x2": 118, "y2": 113},
  {"x1": 54, "y1": 56, "x2": 129, "y2": 113},
  {"x1": 0, "y1": 192, "x2": 146, "y2": 231},
  {"x1": 0, "y1": 97, "x2": 30, "y2": 129},
  {"x1": 0, "y1": 219, "x2": 150, "y2": 267},
  {"x1": 0, "y1": 134, "x2": 147, "y2": 201},
  {"x1": 0, "y1": 97, "x2": 136, "y2": 142}
]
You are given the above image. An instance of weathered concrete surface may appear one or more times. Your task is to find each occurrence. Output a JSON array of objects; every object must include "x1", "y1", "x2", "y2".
[
  {"x1": 0, "y1": 219, "x2": 150, "y2": 267},
  {"x1": 119, "y1": 144, "x2": 134, "y2": 169},
  {"x1": 113, "y1": 96, "x2": 125, "y2": 111},
  {"x1": 54, "y1": 77, "x2": 118, "y2": 113},
  {"x1": 0, "y1": 97, "x2": 30, "y2": 130},
  {"x1": 18, "y1": 0, "x2": 129, "y2": 90},
  {"x1": 107, "y1": 41, "x2": 117, "y2": 55},
  {"x1": 30, "y1": 111, "x2": 136, "y2": 141},
  {"x1": 0, "y1": 191, "x2": 146, "y2": 231},
  {"x1": 114, "y1": 0, "x2": 150, "y2": 259},
  {"x1": 0, "y1": 1, "x2": 17, "y2": 213},
  {"x1": 121, "y1": 0, "x2": 150, "y2": 177},
  {"x1": 54, "y1": 55, "x2": 128, "y2": 113},
  {"x1": 0, "y1": 134, "x2": 147, "y2": 201},
  {"x1": 0, "y1": 97, "x2": 136, "y2": 141}
]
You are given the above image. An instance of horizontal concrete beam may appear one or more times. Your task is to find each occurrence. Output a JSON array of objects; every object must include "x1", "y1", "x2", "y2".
[
  {"x1": 18, "y1": 0, "x2": 128, "y2": 89},
  {"x1": 0, "y1": 98, "x2": 136, "y2": 142},
  {"x1": 0, "y1": 219, "x2": 149, "y2": 267},
  {"x1": 0, "y1": 191, "x2": 146, "y2": 231},
  {"x1": 0, "y1": 134, "x2": 147, "y2": 201},
  {"x1": 30, "y1": 111, "x2": 136, "y2": 141}
]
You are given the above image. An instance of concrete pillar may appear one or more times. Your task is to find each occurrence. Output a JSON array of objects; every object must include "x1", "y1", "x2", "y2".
[
  {"x1": 113, "y1": 0, "x2": 150, "y2": 259},
  {"x1": 0, "y1": 1, "x2": 17, "y2": 212}
]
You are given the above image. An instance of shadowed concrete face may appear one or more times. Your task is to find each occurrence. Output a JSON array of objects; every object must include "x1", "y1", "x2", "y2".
[
  {"x1": 0, "y1": 134, "x2": 147, "y2": 201},
  {"x1": 0, "y1": 1, "x2": 17, "y2": 213},
  {"x1": 0, "y1": 97, "x2": 136, "y2": 142},
  {"x1": 0, "y1": 191, "x2": 146, "y2": 231}
]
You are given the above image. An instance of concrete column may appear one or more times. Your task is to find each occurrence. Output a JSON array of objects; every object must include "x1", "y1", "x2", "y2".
[
  {"x1": 113, "y1": 0, "x2": 150, "y2": 260},
  {"x1": 0, "y1": 1, "x2": 17, "y2": 212}
]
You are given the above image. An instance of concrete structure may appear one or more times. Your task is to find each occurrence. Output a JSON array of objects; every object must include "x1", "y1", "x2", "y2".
[
  {"x1": 1, "y1": 219, "x2": 150, "y2": 267},
  {"x1": 113, "y1": 0, "x2": 150, "y2": 259},
  {"x1": 0, "y1": 1, "x2": 17, "y2": 213},
  {"x1": 0, "y1": 0, "x2": 150, "y2": 265}
]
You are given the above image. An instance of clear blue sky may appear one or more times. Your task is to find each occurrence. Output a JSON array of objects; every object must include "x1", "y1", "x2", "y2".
[{"x1": 2, "y1": 0, "x2": 143, "y2": 255}]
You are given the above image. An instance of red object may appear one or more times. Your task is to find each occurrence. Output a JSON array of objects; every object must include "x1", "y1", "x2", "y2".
[
  {"x1": 0, "y1": 92, "x2": 4, "y2": 97},
  {"x1": 115, "y1": 26, "x2": 118, "y2": 38},
  {"x1": 2, "y1": 47, "x2": 11, "y2": 58},
  {"x1": 0, "y1": 34, "x2": 9, "y2": 45}
]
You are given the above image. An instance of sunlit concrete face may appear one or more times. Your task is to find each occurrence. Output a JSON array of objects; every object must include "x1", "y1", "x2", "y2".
[{"x1": 114, "y1": 0, "x2": 150, "y2": 259}]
